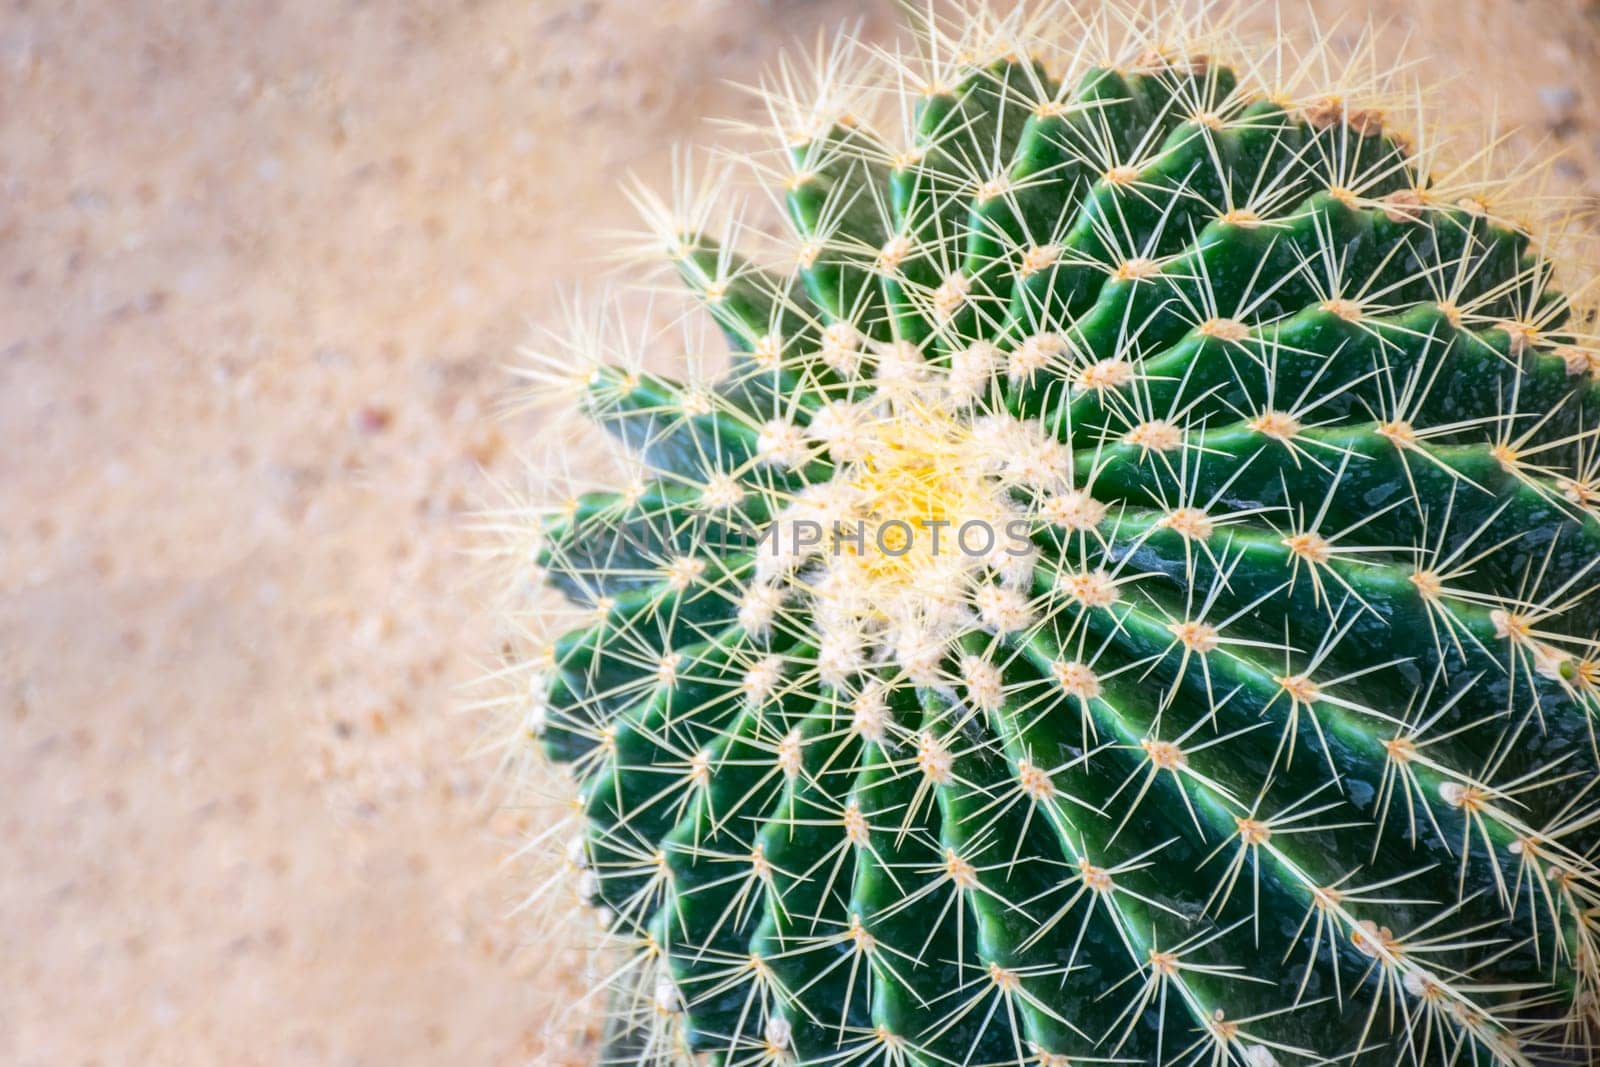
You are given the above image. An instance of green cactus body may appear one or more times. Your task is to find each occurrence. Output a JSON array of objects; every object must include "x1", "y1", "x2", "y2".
[{"x1": 516, "y1": 4, "x2": 1600, "y2": 1064}]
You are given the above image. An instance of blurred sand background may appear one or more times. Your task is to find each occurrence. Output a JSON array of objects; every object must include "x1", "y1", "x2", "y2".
[{"x1": 2, "y1": 1, "x2": 1598, "y2": 1064}]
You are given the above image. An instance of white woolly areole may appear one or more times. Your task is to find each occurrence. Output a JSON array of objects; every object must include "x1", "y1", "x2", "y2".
[
  {"x1": 1125, "y1": 418, "x2": 1183, "y2": 451},
  {"x1": 819, "y1": 322, "x2": 863, "y2": 374},
  {"x1": 809, "y1": 400, "x2": 871, "y2": 462},
  {"x1": 699, "y1": 471, "x2": 744, "y2": 509},
  {"x1": 947, "y1": 341, "x2": 1001, "y2": 402},
  {"x1": 775, "y1": 728, "x2": 804, "y2": 779},
  {"x1": 1044, "y1": 489, "x2": 1106, "y2": 531},
  {"x1": 1009, "y1": 332, "x2": 1067, "y2": 382},
  {"x1": 734, "y1": 387, "x2": 1065, "y2": 692},
  {"x1": 850, "y1": 685, "x2": 889, "y2": 743},
  {"x1": 874, "y1": 340, "x2": 929, "y2": 386},
  {"x1": 738, "y1": 582, "x2": 787, "y2": 635},
  {"x1": 1003, "y1": 429, "x2": 1071, "y2": 490},
  {"x1": 894, "y1": 623, "x2": 948, "y2": 685},
  {"x1": 962, "y1": 655, "x2": 1005, "y2": 710},
  {"x1": 757, "y1": 417, "x2": 810, "y2": 467},
  {"x1": 976, "y1": 583, "x2": 1035, "y2": 633},
  {"x1": 818, "y1": 624, "x2": 867, "y2": 685},
  {"x1": 1052, "y1": 659, "x2": 1102, "y2": 701},
  {"x1": 741, "y1": 655, "x2": 785, "y2": 706}
]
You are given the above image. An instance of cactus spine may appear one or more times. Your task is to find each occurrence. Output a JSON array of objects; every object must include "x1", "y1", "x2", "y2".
[{"x1": 506, "y1": 3, "x2": 1600, "y2": 1064}]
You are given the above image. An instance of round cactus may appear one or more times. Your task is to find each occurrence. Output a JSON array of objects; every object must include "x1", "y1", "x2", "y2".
[{"x1": 509, "y1": 3, "x2": 1600, "y2": 1064}]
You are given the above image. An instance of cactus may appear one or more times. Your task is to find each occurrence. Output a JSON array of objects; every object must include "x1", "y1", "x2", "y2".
[{"x1": 507, "y1": 3, "x2": 1600, "y2": 1064}]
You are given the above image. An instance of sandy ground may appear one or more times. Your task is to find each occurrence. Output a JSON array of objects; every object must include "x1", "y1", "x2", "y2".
[{"x1": 2, "y1": 2, "x2": 1596, "y2": 1065}]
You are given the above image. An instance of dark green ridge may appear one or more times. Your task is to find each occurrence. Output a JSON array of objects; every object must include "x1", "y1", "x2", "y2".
[
  {"x1": 996, "y1": 110, "x2": 1425, "y2": 349},
  {"x1": 916, "y1": 682, "x2": 1164, "y2": 1062},
  {"x1": 1053, "y1": 306, "x2": 1594, "y2": 457},
  {"x1": 673, "y1": 240, "x2": 821, "y2": 356},
  {"x1": 882, "y1": 57, "x2": 1055, "y2": 347},
  {"x1": 540, "y1": 563, "x2": 752, "y2": 763},
  {"x1": 937, "y1": 632, "x2": 1211, "y2": 1060},
  {"x1": 1082, "y1": 422, "x2": 1600, "y2": 615},
  {"x1": 581, "y1": 628, "x2": 762, "y2": 929},
  {"x1": 651, "y1": 650, "x2": 832, "y2": 1059},
  {"x1": 846, "y1": 685, "x2": 1019, "y2": 1066},
  {"x1": 536, "y1": 483, "x2": 773, "y2": 604},
  {"x1": 585, "y1": 367, "x2": 836, "y2": 486},
  {"x1": 1093, "y1": 513, "x2": 1600, "y2": 786},
  {"x1": 747, "y1": 694, "x2": 873, "y2": 1062},
  {"x1": 786, "y1": 123, "x2": 895, "y2": 340},
  {"x1": 950, "y1": 622, "x2": 1396, "y2": 1063},
  {"x1": 1003, "y1": 190, "x2": 1541, "y2": 419},
  {"x1": 883, "y1": 80, "x2": 984, "y2": 345},
  {"x1": 998, "y1": 594, "x2": 1568, "y2": 1061},
  {"x1": 971, "y1": 62, "x2": 1248, "y2": 299},
  {"x1": 1070, "y1": 572, "x2": 1568, "y2": 945}
]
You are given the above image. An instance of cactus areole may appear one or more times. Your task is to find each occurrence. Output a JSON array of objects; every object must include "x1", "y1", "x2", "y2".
[{"x1": 515, "y1": 4, "x2": 1600, "y2": 1064}]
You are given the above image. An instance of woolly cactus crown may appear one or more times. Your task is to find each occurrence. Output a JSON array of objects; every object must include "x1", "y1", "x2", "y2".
[{"x1": 501, "y1": 3, "x2": 1600, "y2": 1064}]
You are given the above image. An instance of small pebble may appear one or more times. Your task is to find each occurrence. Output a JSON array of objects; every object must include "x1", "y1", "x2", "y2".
[{"x1": 354, "y1": 406, "x2": 392, "y2": 434}]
